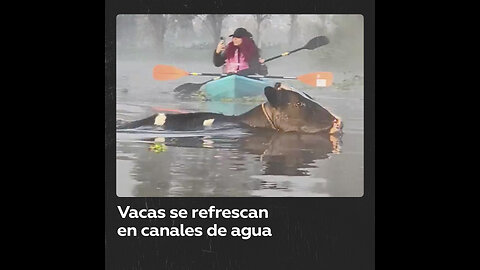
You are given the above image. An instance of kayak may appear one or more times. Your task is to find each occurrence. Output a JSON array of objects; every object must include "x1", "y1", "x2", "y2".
[{"x1": 202, "y1": 75, "x2": 274, "y2": 100}]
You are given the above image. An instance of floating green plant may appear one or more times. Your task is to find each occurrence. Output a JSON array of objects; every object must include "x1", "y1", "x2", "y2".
[{"x1": 149, "y1": 143, "x2": 167, "y2": 153}]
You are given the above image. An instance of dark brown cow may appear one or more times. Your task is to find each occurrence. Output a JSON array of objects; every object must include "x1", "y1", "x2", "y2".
[{"x1": 117, "y1": 84, "x2": 342, "y2": 134}]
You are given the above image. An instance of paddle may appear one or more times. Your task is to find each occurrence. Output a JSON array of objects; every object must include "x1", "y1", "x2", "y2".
[
  {"x1": 153, "y1": 64, "x2": 333, "y2": 88},
  {"x1": 170, "y1": 35, "x2": 330, "y2": 93}
]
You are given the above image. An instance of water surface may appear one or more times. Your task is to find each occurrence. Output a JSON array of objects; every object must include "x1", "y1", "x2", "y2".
[{"x1": 116, "y1": 58, "x2": 364, "y2": 197}]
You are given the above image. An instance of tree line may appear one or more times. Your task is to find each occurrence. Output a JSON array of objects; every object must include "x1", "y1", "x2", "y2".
[
  {"x1": 117, "y1": 15, "x2": 336, "y2": 49},
  {"x1": 116, "y1": 14, "x2": 363, "y2": 61}
]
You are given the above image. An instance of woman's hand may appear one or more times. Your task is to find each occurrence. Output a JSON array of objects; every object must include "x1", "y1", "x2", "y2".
[
  {"x1": 216, "y1": 41, "x2": 226, "y2": 54},
  {"x1": 259, "y1": 58, "x2": 265, "y2": 64}
]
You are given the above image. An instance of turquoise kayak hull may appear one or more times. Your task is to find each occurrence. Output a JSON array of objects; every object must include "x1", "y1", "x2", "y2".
[{"x1": 202, "y1": 75, "x2": 274, "y2": 100}]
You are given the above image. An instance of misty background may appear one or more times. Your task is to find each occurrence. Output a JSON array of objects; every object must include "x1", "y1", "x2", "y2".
[{"x1": 116, "y1": 14, "x2": 363, "y2": 73}]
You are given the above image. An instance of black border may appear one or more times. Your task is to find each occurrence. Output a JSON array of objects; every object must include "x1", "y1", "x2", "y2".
[{"x1": 106, "y1": 1, "x2": 374, "y2": 269}]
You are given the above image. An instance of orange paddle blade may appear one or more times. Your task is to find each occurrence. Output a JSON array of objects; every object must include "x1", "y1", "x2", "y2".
[
  {"x1": 153, "y1": 65, "x2": 189, "y2": 80},
  {"x1": 297, "y1": 72, "x2": 333, "y2": 87}
]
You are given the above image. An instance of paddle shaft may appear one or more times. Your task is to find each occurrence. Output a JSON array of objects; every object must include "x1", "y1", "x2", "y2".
[
  {"x1": 186, "y1": 73, "x2": 297, "y2": 80},
  {"x1": 264, "y1": 47, "x2": 305, "y2": 62},
  {"x1": 174, "y1": 52, "x2": 297, "y2": 91}
]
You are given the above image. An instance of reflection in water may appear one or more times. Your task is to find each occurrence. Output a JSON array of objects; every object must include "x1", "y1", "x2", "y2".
[
  {"x1": 116, "y1": 129, "x2": 342, "y2": 197},
  {"x1": 240, "y1": 131, "x2": 341, "y2": 176}
]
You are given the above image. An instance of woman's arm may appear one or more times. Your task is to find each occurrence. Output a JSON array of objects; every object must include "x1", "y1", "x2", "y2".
[
  {"x1": 213, "y1": 50, "x2": 226, "y2": 67},
  {"x1": 213, "y1": 40, "x2": 226, "y2": 67}
]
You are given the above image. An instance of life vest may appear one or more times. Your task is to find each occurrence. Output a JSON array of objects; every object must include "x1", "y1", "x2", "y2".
[{"x1": 223, "y1": 48, "x2": 250, "y2": 73}]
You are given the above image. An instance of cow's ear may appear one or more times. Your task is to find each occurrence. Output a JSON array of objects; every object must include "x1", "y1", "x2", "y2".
[{"x1": 264, "y1": 86, "x2": 283, "y2": 108}]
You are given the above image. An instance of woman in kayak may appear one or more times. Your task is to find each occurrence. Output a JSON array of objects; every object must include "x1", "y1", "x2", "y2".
[{"x1": 213, "y1": 27, "x2": 268, "y2": 76}]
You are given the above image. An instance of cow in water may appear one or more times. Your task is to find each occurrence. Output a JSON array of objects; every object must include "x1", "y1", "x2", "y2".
[{"x1": 117, "y1": 83, "x2": 343, "y2": 134}]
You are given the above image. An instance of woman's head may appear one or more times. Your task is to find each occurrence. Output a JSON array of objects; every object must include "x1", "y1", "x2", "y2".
[
  {"x1": 229, "y1": 28, "x2": 252, "y2": 47},
  {"x1": 229, "y1": 28, "x2": 252, "y2": 39},
  {"x1": 225, "y1": 28, "x2": 259, "y2": 61}
]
